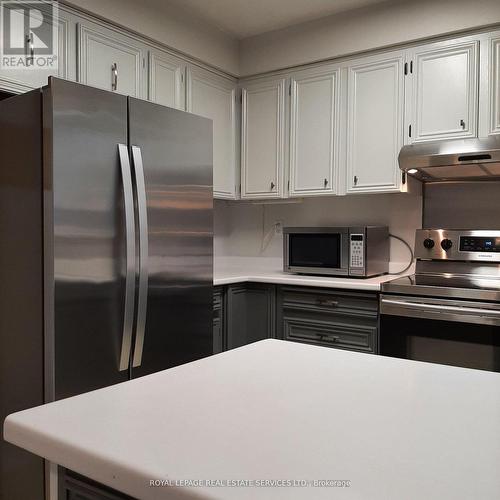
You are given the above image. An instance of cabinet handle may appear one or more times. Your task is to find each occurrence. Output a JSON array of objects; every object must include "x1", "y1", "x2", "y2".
[
  {"x1": 319, "y1": 334, "x2": 340, "y2": 342},
  {"x1": 111, "y1": 63, "x2": 118, "y2": 91},
  {"x1": 460, "y1": 119, "x2": 466, "y2": 129},
  {"x1": 317, "y1": 299, "x2": 339, "y2": 308},
  {"x1": 26, "y1": 32, "x2": 34, "y2": 66},
  {"x1": 324, "y1": 178, "x2": 328, "y2": 188},
  {"x1": 353, "y1": 175, "x2": 358, "y2": 186},
  {"x1": 270, "y1": 181, "x2": 275, "y2": 191}
]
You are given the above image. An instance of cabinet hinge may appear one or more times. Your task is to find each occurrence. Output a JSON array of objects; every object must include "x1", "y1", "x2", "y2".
[
  {"x1": 404, "y1": 62, "x2": 408, "y2": 75},
  {"x1": 289, "y1": 83, "x2": 291, "y2": 96},
  {"x1": 410, "y1": 60, "x2": 413, "y2": 74},
  {"x1": 287, "y1": 180, "x2": 290, "y2": 190},
  {"x1": 181, "y1": 73, "x2": 184, "y2": 83},
  {"x1": 409, "y1": 124, "x2": 412, "y2": 138}
]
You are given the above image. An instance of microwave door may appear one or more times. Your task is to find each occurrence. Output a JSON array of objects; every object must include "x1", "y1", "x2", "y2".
[{"x1": 285, "y1": 231, "x2": 349, "y2": 276}]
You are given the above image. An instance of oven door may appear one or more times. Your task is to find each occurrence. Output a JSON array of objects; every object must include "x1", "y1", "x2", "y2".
[
  {"x1": 284, "y1": 228, "x2": 349, "y2": 276},
  {"x1": 380, "y1": 295, "x2": 500, "y2": 372}
]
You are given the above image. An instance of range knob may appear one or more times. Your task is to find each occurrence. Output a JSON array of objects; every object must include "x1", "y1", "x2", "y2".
[
  {"x1": 441, "y1": 238, "x2": 453, "y2": 251},
  {"x1": 423, "y1": 238, "x2": 435, "y2": 249}
]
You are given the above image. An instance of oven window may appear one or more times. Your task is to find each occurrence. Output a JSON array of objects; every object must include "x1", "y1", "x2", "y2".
[
  {"x1": 380, "y1": 315, "x2": 500, "y2": 372},
  {"x1": 289, "y1": 233, "x2": 341, "y2": 268}
]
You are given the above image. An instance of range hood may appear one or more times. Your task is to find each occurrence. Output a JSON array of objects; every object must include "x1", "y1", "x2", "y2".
[{"x1": 399, "y1": 136, "x2": 500, "y2": 182}]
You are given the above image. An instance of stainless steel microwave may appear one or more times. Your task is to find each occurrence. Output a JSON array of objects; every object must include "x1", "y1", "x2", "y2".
[{"x1": 283, "y1": 226, "x2": 389, "y2": 278}]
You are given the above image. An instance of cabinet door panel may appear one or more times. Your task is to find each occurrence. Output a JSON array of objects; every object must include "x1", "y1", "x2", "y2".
[
  {"x1": 226, "y1": 284, "x2": 275, "y2": 350},
  {"x1": 241, "y1": 77, "x2": 286, "y2": 199},
  {"x1": 410, "y1": 40, "x2": 478, "y2": 142},
  {"x1": 346, "y1": 54, "x2": 404, "y2": 193},
  {"x1": 149, "y1": 50, "x2": 185, "y2": 109},
  {"x1": 0, "y1": 4, "x2": 70, "y2": 92},
  {"x1": 187, "y1": 67, "x2": 237, "y2": 199},
  {"x1": 78, "y1": 23, "x2": 145, "y2": 97},
  {"x1": 490, "y1": 36, "x2": 500, "y2": 135},
  {"x1": 290, "y1": 68, "x2": 339, "y2": 196}
]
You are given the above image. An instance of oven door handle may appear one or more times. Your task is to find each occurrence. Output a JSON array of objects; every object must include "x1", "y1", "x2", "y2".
[{"x1": 381, "y1": 298, "x2": 500, "y2": 319}]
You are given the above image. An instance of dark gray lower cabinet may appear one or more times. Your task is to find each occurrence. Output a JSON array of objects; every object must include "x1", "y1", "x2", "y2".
[
  {"x1": 225, "y1": 283, "x2": 276, "y2": 350},
  {"x1": 214, "y1": 284, "x2": 379, "y2": 354},
  {"x1": 60, "y1": 469, "x2": 134, "y2": 500},
  {"x1": 277, "y1": 286, "x2": 379, "y2": 353}
]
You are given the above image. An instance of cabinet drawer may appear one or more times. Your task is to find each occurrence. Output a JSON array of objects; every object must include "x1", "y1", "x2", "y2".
[
  {"x1": 284, "y1": 317, "x2": 376, "y2": 353},
  {"x1": 280, "y1": 287, "x2": 378, "y2": 319}
]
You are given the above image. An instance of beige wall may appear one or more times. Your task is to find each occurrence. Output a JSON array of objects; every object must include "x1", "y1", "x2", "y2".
[
  {"x1": 214, "y1": 192, "x2": 422, "y2": 267},
  {"x1": 65, "y1": 0, "x2": 240, "y2": 75},
  {"x1": 239, "y1": 0, "x2": 500, "y2": 76}
]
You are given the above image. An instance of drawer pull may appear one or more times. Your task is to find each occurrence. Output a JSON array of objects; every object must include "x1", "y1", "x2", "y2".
[
  {"x1": 319, "y1": 334, "x2": 339, "y2": 342},
  {"x1": 317, "y1": 299, "x2": 339, "y2": 307}
]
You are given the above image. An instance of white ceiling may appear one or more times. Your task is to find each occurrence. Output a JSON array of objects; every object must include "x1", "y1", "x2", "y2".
[{"x1": 156, "y1": 0, "x2": 393, "y2": 39}]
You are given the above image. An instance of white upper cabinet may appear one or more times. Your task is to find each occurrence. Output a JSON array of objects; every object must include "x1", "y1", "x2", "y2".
[
  {"x1": 289, "y1": 65, "x2": 340, "y2": 197},
  {"x1": 345, "y1": 52, "x2": 405, "y2": 194},
  {"x1": 406, "y1": 38, "x2": 479, "y2": 143},
  {"x1": 78, "y1": 21, "x2": 147, "y2": 98},
  {"x1": 148, "y1": 49, "x2": 185, "y2": 110},
  {"x1": 187, "y1": 66, "x2": 238, "y2": 199},
  {"x1": 240, "y1": 76, "x2": 287, "y2": 199},
  {"x1": 488, "y1": 33, "x2": 500, "y2": 135},
  {"x1": 0, "y1": 4, "x2": 73, "y2": 92}
]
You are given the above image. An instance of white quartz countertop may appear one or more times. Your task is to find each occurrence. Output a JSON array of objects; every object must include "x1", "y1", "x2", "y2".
[
  {"x1": 4, "y1": 340, "x2": 500, "y2": 500},
  {"x1": 214, "y1": 268, "x2": 399, "y2": 290},
  {"x1": 214, "y1": 257, "x2": 408, "y2": 290}
]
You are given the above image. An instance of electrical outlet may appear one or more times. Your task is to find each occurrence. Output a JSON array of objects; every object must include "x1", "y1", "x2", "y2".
[{"x1": 275, "y1": 220, "x2": 284, "y2": 235}]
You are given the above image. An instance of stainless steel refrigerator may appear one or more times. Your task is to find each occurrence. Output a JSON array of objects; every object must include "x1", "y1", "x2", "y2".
[{"x1": 0, "y1": 77, "x2": 213, "y2": 499}]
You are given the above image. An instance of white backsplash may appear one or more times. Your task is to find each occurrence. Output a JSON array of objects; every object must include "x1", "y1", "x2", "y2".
[{"x1": 214, "y1": 192, "x2": 422, "y2": 272}]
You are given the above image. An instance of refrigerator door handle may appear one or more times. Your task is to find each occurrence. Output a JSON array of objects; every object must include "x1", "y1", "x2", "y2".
[
  {"x1": 131, "y1": 145, "x2": 149, "y2": 367},
  {"x1": 117, "y1": 144, "x2": 136, "y2": 371}
]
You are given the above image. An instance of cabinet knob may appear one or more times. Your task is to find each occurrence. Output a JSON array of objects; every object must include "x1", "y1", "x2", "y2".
[
  {"x1": 460, "y1": 119, "x2": 466, "y2": 129},
  {"x1": 270, "y1": 181, "x2": 275, "y2": 191},
  {"x1": 324, "y1": 178, "x2": 328, "y2": 188},
  {"x1": 354, "y1": 175, "x2": 358, "y2": 186}
]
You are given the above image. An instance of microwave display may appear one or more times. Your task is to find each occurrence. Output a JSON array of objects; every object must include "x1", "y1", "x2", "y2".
[{"x1": 288, "y1": 233, "x2": 341, "y2": 269}]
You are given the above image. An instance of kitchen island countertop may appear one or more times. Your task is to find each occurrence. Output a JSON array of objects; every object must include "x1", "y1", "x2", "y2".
[{"x1": 4, "y1": 339, "x2": 500, "y2": 500}]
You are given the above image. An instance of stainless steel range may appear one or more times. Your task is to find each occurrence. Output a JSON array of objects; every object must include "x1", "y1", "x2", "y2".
[{"x1": 380, "y1": 229, "x2": 500, "y2": 372}]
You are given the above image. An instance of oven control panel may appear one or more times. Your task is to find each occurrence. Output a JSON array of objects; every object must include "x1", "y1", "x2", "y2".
[
  {"x1": 415, "y1": 229, "x2": 500, "y2": 262},
  {"x1": 460, "y1": 236, "x2": 500, "y2": 252},
  {"x1": 350, "y1": 234, "x2": 364, "y2": 269}
]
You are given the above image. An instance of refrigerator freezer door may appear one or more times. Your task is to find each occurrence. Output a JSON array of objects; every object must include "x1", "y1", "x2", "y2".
[
  {"x1": 45, "y1": 79, "x2": 131, "y2": 399},
  {"x1": 128, "y1": 98, "x2": 213, "y2": 378}
]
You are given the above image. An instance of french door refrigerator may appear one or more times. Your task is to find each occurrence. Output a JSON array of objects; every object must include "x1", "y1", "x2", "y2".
[{"x1": 0, "y1": 77, "x2": 213, "y2": 499}]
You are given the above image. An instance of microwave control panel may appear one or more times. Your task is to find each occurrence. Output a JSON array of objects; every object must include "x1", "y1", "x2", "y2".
[{"x1": 350, "y1": 234, "x2": 364, "y2": 270}]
